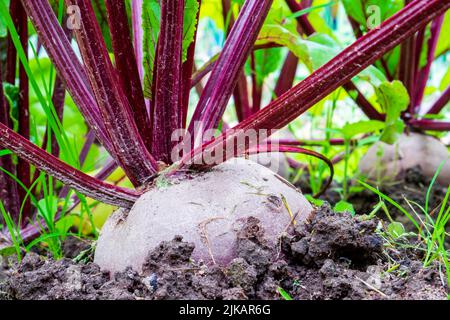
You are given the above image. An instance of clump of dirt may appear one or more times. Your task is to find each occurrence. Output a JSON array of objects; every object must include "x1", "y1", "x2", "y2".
[
  {"x1": 282, "y1": 205, "x2": 383, "y2": 269},
  {"x1": 0, "y1": 204, "x2": 447, "y2": 300}
]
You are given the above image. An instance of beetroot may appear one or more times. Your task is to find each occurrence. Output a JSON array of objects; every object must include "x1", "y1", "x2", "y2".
[
  {"x1": 94, "y1": 158, "x2": 313, "y2": 273},
  {"x1": 359, "y1": 133, "x2": 450, "y2": 185}
]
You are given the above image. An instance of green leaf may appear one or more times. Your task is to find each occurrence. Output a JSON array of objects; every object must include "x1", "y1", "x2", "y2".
[
  {"x1": 341, "y1": 0, "x2": 365, "y2": 25},
  {"x1": 277, "y1": 287, "x2": 293, "y2": 300},
  {"x1": 256, "y1": 24, "x2": 312, "y2": 69},
  {"x1": 341, "y1": 120, "x2": 385, "y2": 140},
  {"x1": 2, "y1": 82, "x2": 19, "y2": 131},
  {"x1": 142, "y1": 0, "x2": 199, "y2": 99},
  {"x1": 142, "y1": 0, "x2": 161, "y2": 99},
  {"x1": 0, "y1": 149, "x2": 12, "y2": 157},
  {"x1": 0, "y1": 0, "x2": 8, "y2": 37},
  {"x1": 92, "y1": 0, "x2": 113, "y2": 51},
  {"x1": 36, "y1": 198, "x2": 58, "y2": 222},
  {"x1": 436, "y1": 11, "x2": 450, "y2": 58},
  {"x1": 380, "y1": 119, "x2": 405, "y2": 144},
  {"x1": 305, "y1": 194, "x2": 325, "y2": 207},
  {"x1": 182, "y1": 0, "x2": 200, "y2": 61},
  {"x1": 341, "y1": 0, "x2": 403, "y2": 29},
  {"x1": 440, "y1": 67, "x2": 450, "y2": 91},
  {"x1": 264, "y1": 2, "x2": 298, "y2": 34},
  {"x1": 387, "y1": 221, "x2": 405, "y2": 239},
  {"x1": 247, "y1": 47, "x2": 283, "y2": 86},
  {"x1": 375, "y1": 80, "x2": 410, "y2": 144},
  {"x1": 0, "y1": 19, "x2": 6, "y2": 38},
  {"x1": 334, "y1": 200, "x2": 355, "y2": 216},
  {"x1": 0, "y1": 245, "x2": 16, "y2": 257},
  {"x1": 307, "y1": 10, "x2": 335, "y2": 38},
  {"x1": 306, "y1": 33, "x2": 386, "y2": 84},
  {"x1": 286, "y1": 1, "x2": 335, "y2": 20},
  {"x1": 305, "y1": 33, "x2": 340, "y2": 70}
]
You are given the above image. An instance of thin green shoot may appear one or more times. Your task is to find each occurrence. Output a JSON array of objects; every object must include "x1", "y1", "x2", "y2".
[
  {"x1": 0, "y1": 202, "x2": 23, "y2": 262},
  {"x1": 0, "y1": 150, "x2": 12, "y2": 157},
  {"x1": 425, "y1": 161, "x2": 445, "y2": 213},
  {"x1": 0, "y1": 2, "x2": 79, "y2": 167},
  {"x1": 342, "y1": 139, "x2": 351, "y2": 200},
  {"x1": 277, "y1": 287, "x2": 293, "y2": 300},
  {"x1": 358, "y1": 180, "x2": 421, "y2": 231},
  {"x1": 286, "y1": 1, "x2": 336, "y2": 20}
]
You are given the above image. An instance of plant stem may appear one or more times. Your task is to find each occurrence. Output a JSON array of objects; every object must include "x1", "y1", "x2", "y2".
[
  {"x1": 343, "y1": 140, "x2": 350, "y2": 201},
  {"x1": 249, "y1": 144, "x2": 334, "y2": 197},
  {"x1": 131, "y1": 0, "x2": 145, "y2": 82},
  {"x1": 181, "y1": 0, "x2": 201, "y2": 127},
  {"x1": 20, "y1": 0, "x2": 113, "y2": 152},
  {"x1": 190, "y1": 43, "x2": 280, "y2": 88},
  {"x1": 5, "y1": 0, "x2": 17, "y2": 85},
  {"x1": 413, "y1": 27, "x2": 425, "y2": 83},
  {"x1": 30, "y1": 75, "x2": 67, "y2": 199},
  {"x1": 67, "y1": 0, "x2": 158, "y2": 185},
  {"x1": 234, "y1": 74, "x2": 251, "y2": 121},
  {"x1": 221, "y1": 0, "x2": 251, "y2": 122},
  {"x1": 285, "y1": 0, "x2": 315, "y2": 35},
  {"x1": 286, "y1": 0, "x2": 383, "y2": 121},
  {"x1": 274, "y1": 52, "x2": 298, "y2": 99},
  {"x1": 409, "y1": 119, "x2": 450, "y2": 131},
  {"x1": 9, "y1": 160, "x2": 119, "y2": 244},
  {"x1": 344, "y1": 82, "x2": 385, "y2": 121},
  {"x1": 250, "y1": 52, "x2": 262, "y2": 114},
  {"x1": 151, "y1": 0, "x2": 185, "y2": 164},
  {"x1": 40, "y1": 76, "x2": 66, "y2": 158},
  {"x1": 188, "y1": 0, "x2": 273, "y2": 146},
  {"x1": 399, "y1": 1, "x2": 417, "y2": 114},
  {"x1": 33, "y1": 17, "x2": 72, "y2": 186},
  {"x1": 105, "y1": 0, "x2": 152, "y2": 151},
  {"x1": 0, "y1": 122, "x2": 139, "y2": 208},
  {"x1": 414, "y1": 15, "x2": 444, "y2": 110},
  {"x1": 181, "y1": 0, "x2": 449, "y2": 167},
  {"x1": 0, "y1": 64, "x2": 20, "y2": 220},
  {"x1": 16, "y1": 1, "x2": 31, "y2": 226},
  {"x1": 276, "y1": 138, "x2": 353, "y2": 146},
  {"x1": 426, "y1": 85, "x2": 450, "y2": 115}
]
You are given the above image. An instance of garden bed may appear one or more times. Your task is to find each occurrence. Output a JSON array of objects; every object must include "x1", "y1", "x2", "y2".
[{"x1": 1, "y1": 202, "x2": 446, "y2": 300}]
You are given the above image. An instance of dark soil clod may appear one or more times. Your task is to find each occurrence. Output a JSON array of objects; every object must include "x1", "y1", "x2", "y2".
[{"x1": 285, "y1": 204, "x2": 383, "y2": 270}]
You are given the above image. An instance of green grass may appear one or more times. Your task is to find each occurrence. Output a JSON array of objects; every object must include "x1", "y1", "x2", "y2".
[
  {"x1": 0, "y1": 1, "x2": 78, "y2": 167},
  {"x1": 0, "y1": 202, "x2": 23, "y2": 262},
  {"x1": 277, "y1": 287, "x2": 293, "y2": 300},
  {"x1": 0, "y1": 1, "x2": 99, "y2": 259},
  {"x1": 359, "y1": 163, "x2": 450, "y2": 293}
]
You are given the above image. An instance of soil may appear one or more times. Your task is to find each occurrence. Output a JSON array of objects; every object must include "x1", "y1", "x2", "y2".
[{"x1": 0, "y1": 203, "x2": 447, "y2": 300}]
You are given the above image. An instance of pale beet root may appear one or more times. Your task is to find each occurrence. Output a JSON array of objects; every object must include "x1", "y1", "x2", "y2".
[
  {"x1": 249, "y1": 152, "x2": 290, "y2": 178},
  {"x1": 359, "y1": 133, "x2": 450, "y2": 185},
  {"x1": 249, "y1": 129, "x2": 294, "y2": 179},
  {"x1": 94, "y1": 158, "x2": 313, "y2": 273}
]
